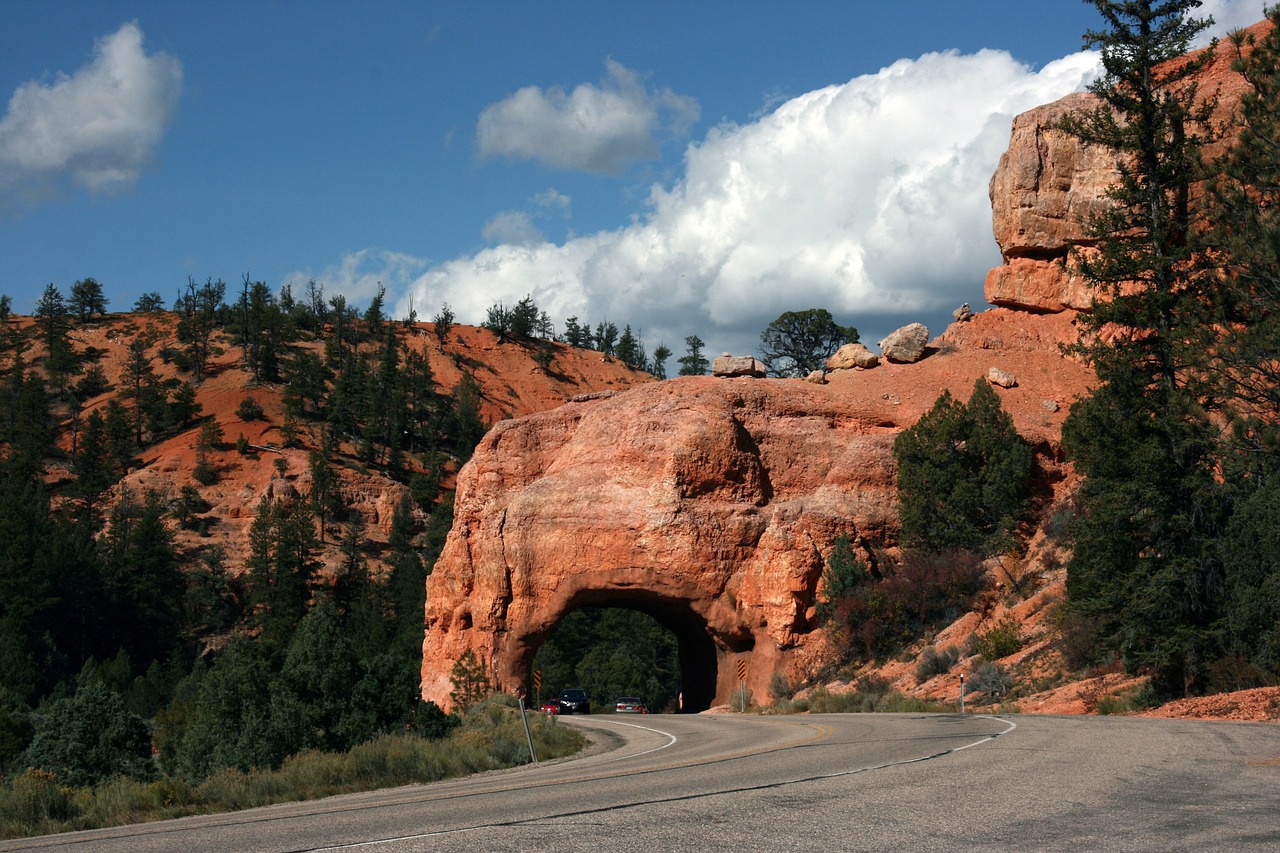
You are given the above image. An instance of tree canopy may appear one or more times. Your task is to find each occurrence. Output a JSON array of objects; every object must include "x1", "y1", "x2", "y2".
[{"x1": 758, "y1": 308, "x2": 857, "y2": 378}]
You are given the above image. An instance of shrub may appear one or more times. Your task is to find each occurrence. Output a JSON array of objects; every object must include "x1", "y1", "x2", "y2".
[
  {"x1": 236, "y1": 396, "x2": 264, "y2": 421},
  {"x1": 895, "y1": 379, "x2": 1033, "y2": 555},
  {"x1": 0, "y1": 769, "x2": 73, "y2": 833},
  {"x1": 835, "y1": 550, "x2": 986, "y2": 660},
  {"x1": 816, "y1": 535, "x2": 868, "y2": 624},
  {"x1": 449, "y1": 650, "x2": 491, "y2": 713},
  {"x1": 967, "y1": 661, "x2": 1013, "y2": 697},
  {"x1": 21, "y1": 682, "x2": 154, "y2": 788},
  {"x1": 915, "y1": 645, "x2": 961, "y2": 682},
  {"x1": 971, "y1": 616, "x2": 1024, "y2": 661}
]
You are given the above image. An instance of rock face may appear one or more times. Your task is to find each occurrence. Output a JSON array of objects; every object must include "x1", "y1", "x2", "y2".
[
  {"x1": 984, "y1": 27, "x2": 1260, "y2": 313},
  {"x1": 878, "y1": 324, "x2": 930, "y2": 363},
  {"x1": 421, "y1": 378, "x2": 900, "y2": 711},
  {"x1": 420, "y1": 307, "x2": 1096, "y2": 712}
]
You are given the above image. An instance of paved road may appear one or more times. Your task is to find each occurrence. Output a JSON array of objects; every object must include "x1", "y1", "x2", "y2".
[{"x1": 4, "y1": 713, "x2": 1278, "y2": 852}]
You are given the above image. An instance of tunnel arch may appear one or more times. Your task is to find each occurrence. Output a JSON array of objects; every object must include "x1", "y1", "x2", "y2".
[
  {"x1": 513, "y1": 587, "x2": 748, "y2": 713},
  {"x1": 420, "y1": 378, "x2": 902, "y2": 713}
]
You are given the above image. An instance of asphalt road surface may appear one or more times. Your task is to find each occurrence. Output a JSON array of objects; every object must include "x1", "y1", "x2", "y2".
[{"x1": 4, "y1": 712, "x2": 1278, "y2": 852}]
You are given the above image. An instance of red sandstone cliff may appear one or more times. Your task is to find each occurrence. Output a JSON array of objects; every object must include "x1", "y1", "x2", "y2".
[{"x1": 984, "y1": 23, "x2": 1260, "y2": 313}]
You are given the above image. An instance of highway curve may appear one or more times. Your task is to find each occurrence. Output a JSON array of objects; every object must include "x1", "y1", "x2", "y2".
[{"x1": 2, "y1": 712, "x2": 1277, "y2": 852}]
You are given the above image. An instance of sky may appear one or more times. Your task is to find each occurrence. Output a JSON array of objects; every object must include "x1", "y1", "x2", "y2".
[{"x1": 0, "y1": 0, "x2": 1269, "y2": 363}]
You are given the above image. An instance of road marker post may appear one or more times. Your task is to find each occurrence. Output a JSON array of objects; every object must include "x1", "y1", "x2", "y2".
[
  {"x1": 518, "y1": 696, "x2": 538, "y2": 764},
  {"x1": 737, "y1": 658, "x2": 747, "y2": 712},
  {"x1": 960, "y1": 673, "x2": 966, "y2": 714},
  {"x1": 532, "y1": 669, "x2": 542, "y2": 708}
]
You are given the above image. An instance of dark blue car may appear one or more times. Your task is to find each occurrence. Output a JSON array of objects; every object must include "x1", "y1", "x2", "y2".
[{"x1": 557, "y1": 688, "x2": 590, "y2": 714}]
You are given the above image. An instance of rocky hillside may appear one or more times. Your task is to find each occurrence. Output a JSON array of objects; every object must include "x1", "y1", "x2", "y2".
[{"x1": 8, "y1": 312, "x2": 653, "y2": 584}]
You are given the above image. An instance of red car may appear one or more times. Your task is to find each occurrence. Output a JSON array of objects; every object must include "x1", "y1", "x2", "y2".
[{"x1": 541, "y1": 701, "x2": 559, "y2": 715}]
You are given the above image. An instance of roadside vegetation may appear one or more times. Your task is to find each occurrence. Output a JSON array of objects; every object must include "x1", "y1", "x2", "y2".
[{"x1": 0, "y1": 695, "x2": 583, "y2": 840}]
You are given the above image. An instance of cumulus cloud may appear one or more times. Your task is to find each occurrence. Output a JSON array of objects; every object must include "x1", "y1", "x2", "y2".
[
  {"x1": 0, "y1": 22, "x2": 181, "y2": 208},
  {"x1": 482, "y1": 210, "x2": 542, "y2": 246},
  {"x1": 1197, "y1": 0, "x2": 1271, "y2": 41},
  {"x1": 393, "y1": 47, "x2": 1099, "y2": 359},
  {"x1": 284, "y1": 248, "x2": 430, "y2": 308},
  {"x1": 477, "y1": 59, "x2": 699, "y2": 174}
]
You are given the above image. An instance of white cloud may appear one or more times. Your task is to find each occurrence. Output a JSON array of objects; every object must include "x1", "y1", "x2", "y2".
[
  {"x1": 476, "y1": 59, "x2": 700, "y2": 174},
  {"x1": 482, "y1": 210, "x2": 543, "y2": 246},
  {"x1": 284, "y1": 248, "x2": 430, "y2": 309},
  {"x1": 0, "y1": 22, "x2": 181, "y2": 207},
  {"x1": 533, "y1": 188, "x2": 571, "y2": 212},
  {"x1": 1197, "y1": 0, "x2": 1270, "y2": 42},
  {"x1": 394, "y1": 47, "x2": 1099, "y2": 359}
]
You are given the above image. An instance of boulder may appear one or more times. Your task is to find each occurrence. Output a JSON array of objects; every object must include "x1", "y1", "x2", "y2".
[
  {"x1": 878, "y1": 324, "x2": 930, "y2": 364},
  {"x1": 825, "y1": 343, "x2": 879, "y2": 371},
  {"x1": 952, "y1": 303, "x2": 973, "y2": 323},
  {"x1": 987, "y1": 367, "x2": 1018, "y2": 388},
  {"x1": 713, "y1": 354, "x2": 767, "y2": 378}
]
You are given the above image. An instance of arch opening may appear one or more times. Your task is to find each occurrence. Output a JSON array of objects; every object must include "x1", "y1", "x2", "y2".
[{"x1": 522, "y1": 590, "x2": 721, "y2": 713}]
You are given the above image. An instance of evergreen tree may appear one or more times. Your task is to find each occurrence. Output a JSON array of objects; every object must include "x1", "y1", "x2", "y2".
[
  {"x1": 449, "y1": 372, "x2": 488, "y2": 460},
  {"x1": 563, "y1": 316, "x2": 590, "y2": 348},
  {"x1": 175, "y1": 278, "x2": 225, "y2": 380},
  {"x1": 650, "y1": 343, "x2": 672, "y2": 379},
  {"x1": 1059, "y1": 0, "x2": 1226, "y2": 696},
  {"x1": 132, "y1": 292, "x2": 164, "y2": 313},
  {"x1": 816, "y1": 535, "x2": 868, "y2": 624},
  {"x1": 22, "y1": 679, "x2": 153, "y2": 787},
  {"x1": 432, "y1": 302, "x2": 455, "y2": 345},
  {"x1": 677, "y1": 335, "x2": 709, "y2": 376},
  {"x1": 99, "y1": 491, "x2": 185, "y2": 668},
  {"x1": 34, "y1": 283, "x2": 75, "y2": 381},
  {"x1": 1208, "y1": 10, "x2": 1280, "y2": 474},
  {"x1": 69, "y1": 277, "x2": 108, "y2": 321},
  {"x1": 594, "y1": 321, "x2": 619, "y2": 355},
  {"x1": 894, "y1": 380, "x2": 1031, "y2": 555},
  {"x1": 509, "y1": 295, "x2": 540, "y2": 338}
]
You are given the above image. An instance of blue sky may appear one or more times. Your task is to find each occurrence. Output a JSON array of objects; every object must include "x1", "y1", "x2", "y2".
[{"x1": 0, "y1": 0, "x2": 1267, "y2": 360}]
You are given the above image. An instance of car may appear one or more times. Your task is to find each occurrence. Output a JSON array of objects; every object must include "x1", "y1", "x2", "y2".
[
  {"x1": 540, "y1": 701, "x2": 559, "y2": 715},
  {"x1": 557, "y1": 688, "x2": 590, "y2": 714},
  {"x1": 614, "y1": 696, "x2": 647, "y2": 714}
]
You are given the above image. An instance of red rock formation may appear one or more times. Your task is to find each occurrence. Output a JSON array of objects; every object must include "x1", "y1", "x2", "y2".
[
  {"x1": 421, "y1": 310, "x2": 1094, "y2": 711},
  {"x1": 985, "y1": 24, "x2": 1262, "y2": 312}
]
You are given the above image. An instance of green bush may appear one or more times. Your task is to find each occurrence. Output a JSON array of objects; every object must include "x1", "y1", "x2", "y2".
[
  {"x1": 0, "y1": 698, "x2": 586, "y2": 840},
  {"x1": 22, "y1": 681, "x2": 154, "y2": 788},
  {"x1": 235, "y1": 396, "x2": 264, "y2": 421},
  {"x1": 895, "y1": 379, "x2": 1033, "y2": 555},
  {"x1": 971, "y1": 616, "x2": 1024, "y2": 661}
]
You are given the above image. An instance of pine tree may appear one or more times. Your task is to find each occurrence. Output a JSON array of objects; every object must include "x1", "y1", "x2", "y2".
[
  {"x1": 1208, "y1": 10, "x2": 1280, "y2": 475},
  {"x1": 1059, "y1": 0, "x2": 1226, "y2": 696},
  {"x1": 677, "y1": 335, "x2": 709, "y2": 376},
  {"x1": 894, "y1": 380, "x2": 1031, "y2": 555},
  {"x1": 69, "y1": 277, "x2": 108, "y2": 322}
]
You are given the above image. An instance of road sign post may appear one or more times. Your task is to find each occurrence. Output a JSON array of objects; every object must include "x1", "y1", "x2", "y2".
[
  {"x1": 736, "y1": 659, "x2": 747, "y2": 712},
  {"x1": 960, "y1": 673, "x2": 966, "y2": 714},
  {"x1": 532, "y1": 669, "x2": 542, "y2": 708}
]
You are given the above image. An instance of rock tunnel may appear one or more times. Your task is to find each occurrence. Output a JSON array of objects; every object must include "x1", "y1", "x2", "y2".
[
  {"x1": 420, "y1": 378, "x2": 899, "y2": 713},
  {"x1": 513, "y1": 586, "x2": 755, "y2": 713}
]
